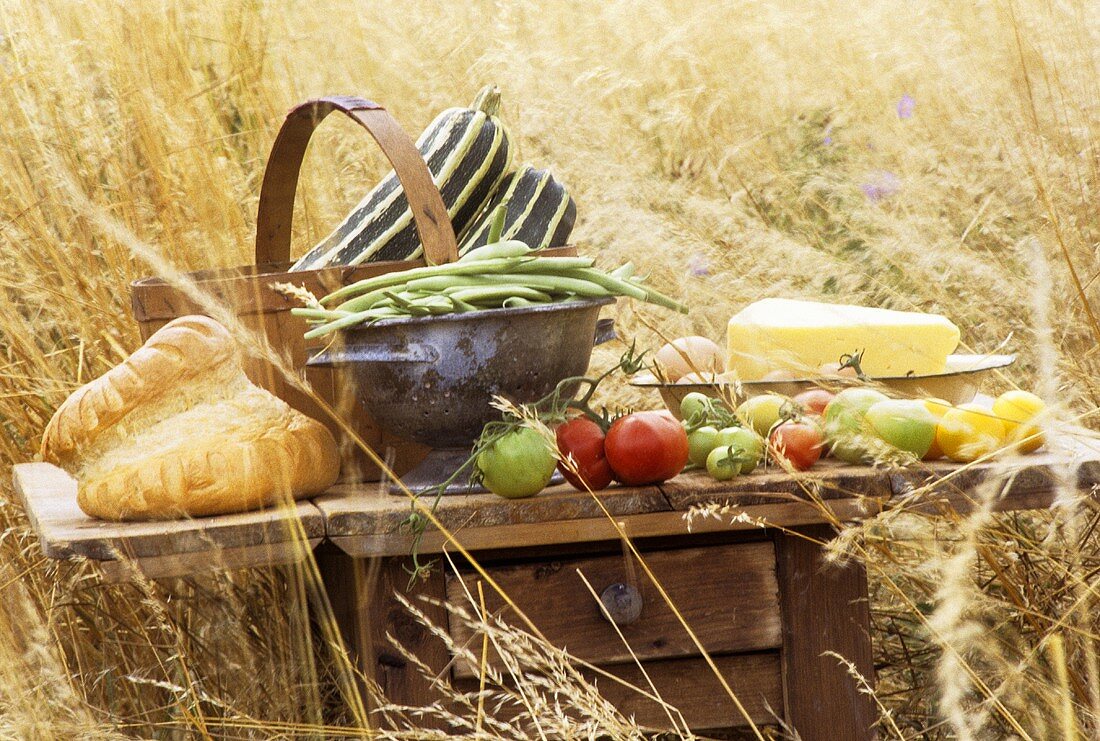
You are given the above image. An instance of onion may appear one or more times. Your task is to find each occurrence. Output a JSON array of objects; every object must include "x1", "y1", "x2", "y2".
[
  {"x1": 654, "y1": 336, "x2": 725, "y2": 382},
  {"x1": 819, "y1": 362, "x2": 858, "y2": 378}
]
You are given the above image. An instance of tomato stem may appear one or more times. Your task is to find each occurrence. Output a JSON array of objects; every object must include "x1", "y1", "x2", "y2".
[{"x1": 838, "y1": 348, "x2": 868, "y2": 380}]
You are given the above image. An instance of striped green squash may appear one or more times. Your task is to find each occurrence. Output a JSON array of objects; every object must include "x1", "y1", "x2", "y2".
[
  {"x1": 290, "y1": 86, "x2": 513, "y2": 271},
  {"x1": 459, "y1": 164, "x2": 576, "y2": 253}
]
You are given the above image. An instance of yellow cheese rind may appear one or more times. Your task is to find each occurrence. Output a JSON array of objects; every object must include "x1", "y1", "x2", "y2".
[{"x1": 726, "y1": 298, "x2": 960, "y2": 381}]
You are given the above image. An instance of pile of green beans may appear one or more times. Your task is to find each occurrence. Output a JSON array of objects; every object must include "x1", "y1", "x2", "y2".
[{"x1": 292, "y1": 240, "x2": 687, "y2": 340}]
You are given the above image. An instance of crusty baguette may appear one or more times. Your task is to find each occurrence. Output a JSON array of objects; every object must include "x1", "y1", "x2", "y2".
[{"x1": 40, "y1": 315, "x2": 339, "y2": 521}]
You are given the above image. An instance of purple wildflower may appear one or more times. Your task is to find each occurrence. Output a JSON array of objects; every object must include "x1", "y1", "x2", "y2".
[
  {"x1": 688, "y1": 252, "x2": 711, "y2": 277},
  {"x1": 897, "y1": 93, "x2": 915, "y2": 119},
  {"x1": 823, "y1": 123, "x2": 834, "y2": 146},
  {"x1": 860, "y1": 171, "x2": 901, "y2": 202}
]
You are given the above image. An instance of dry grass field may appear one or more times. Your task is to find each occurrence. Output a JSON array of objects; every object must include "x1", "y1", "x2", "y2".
[{"x1": 2, "y1": 0, "x2": 1100, "y2": 737}]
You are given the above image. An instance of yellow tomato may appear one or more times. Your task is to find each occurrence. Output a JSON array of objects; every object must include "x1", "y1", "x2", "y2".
[
  {"x1": 992, "y1": 390, "x2": 1046, "y2": 454},
  {"x1": 921, "y1": 398, "x2": 953, "y2": 460},
  {"x1": 936, "y1": 403, "x2": 1007, "y2": 463}
]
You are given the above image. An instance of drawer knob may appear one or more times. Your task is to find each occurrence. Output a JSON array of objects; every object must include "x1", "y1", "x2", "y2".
[{"x1": 600, "y1": 582, "x2": 643, "y2": 626}]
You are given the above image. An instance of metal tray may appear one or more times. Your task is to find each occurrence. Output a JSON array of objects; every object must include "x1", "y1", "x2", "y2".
[{"x1": 632, "y1": 354, "x2": 1016, "y2": 418}]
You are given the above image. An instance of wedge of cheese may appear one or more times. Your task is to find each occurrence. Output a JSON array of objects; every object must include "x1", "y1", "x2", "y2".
[{"x1": 726, "y1": 298, "x2": 960, "y2": 380}]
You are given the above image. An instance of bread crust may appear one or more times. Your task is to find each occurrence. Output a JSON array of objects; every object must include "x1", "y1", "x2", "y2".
[
  {"x1": 41, "y1": 316, "x2": 238, "y2": 467},
  {"x1": 77, "y1": 411, "x2": 339, "y2": 520},
  {"x1": 41, "y1": 315, "x2": 340, "y2": 521}
]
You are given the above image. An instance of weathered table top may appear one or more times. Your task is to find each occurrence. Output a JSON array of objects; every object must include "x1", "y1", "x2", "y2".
[
  {"x1": 12, "y1": 463, "x2": 325, "y2": 580},
  {"x1": 15, "y1": 432, "x2": 1100, "y2": 574},
  {"x1": 318, "y1": 434, "x2": 1100, "y2": 557}
]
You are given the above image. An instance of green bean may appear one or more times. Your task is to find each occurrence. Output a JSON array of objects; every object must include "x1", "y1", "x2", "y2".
[
  {"x1": 422, "y1": 301, "x2": 460, "y2": 315},
  {"x1": 336, "y1": 286, "x2": 400, "y2": 313},
  {"x1": 411, "y1": 295, "x2": 455, "y2": 309},
  {"x1": 383, "y1": 291, "x2": 427, "y2": 310},
  {"x1": 449, "y1": 295, "x2": 478, "y2": 312},
  {"x1": 566, "y1": 267, "x2": 685, "y2": 313},
  {"x1": 457, "y1": 239, "x2": 532, "y2": 263},
  {"x1": 403, "y1": 275, "x2": 496, "y2": 293},
  {"x1": 321, "y1": 257, "x2": 529, "y2": 304},
  {"x1": 303, "y1": 308, "x2": 399, "y2": 339},
  {"x1": 405, "y1": 264, "x2": 594, "y2": 294},
  {"x1": 638, "y1": 285, "x2": 688, "y2": 313},
  {"x1": 449, "y1": 285, "x2": 552, "y2": 304},
  {"x1": 506, "y1": 256, "x2": 595, "y2": 272},
  {"x1": 290, "y1": 307, "x2": 350, "y2": 321},
  {"x1": 487, "y1": 201, "x2": 508, "y2": 244},
  {"x1": 336, "y1": 287, "x2": 434, "y2": 313},
  {"x1": 308, "y1": 254, "x2": 689, "y2": 338},
  {"x1": 559, "y1": 268, "x2": 649, "y2": 301},
  {"x1": 471, "y1": 273, "x2": 613, "y2": 297},
  {"x1": 610, "y1": 262, "x2": 636, "y2": 280}
]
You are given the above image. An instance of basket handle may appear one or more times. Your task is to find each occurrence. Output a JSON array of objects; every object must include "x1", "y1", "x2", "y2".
[{"x1": 254, "y1": 96, "x2": 458, "y2": 267}]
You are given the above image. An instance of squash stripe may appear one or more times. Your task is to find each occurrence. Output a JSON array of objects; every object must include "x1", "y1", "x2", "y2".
[
  {"x1": 367, "y1": 118, "x2": 510, "y2": 263},
  {"x1": 458, "y1": 165, "x2": 575, "y2": 253},
  {"x1": 290, "y1": 109, "x2": 470, "y2": 269},
  {"x1": 533, "y1": 191, "x2": 574, "y2": 249},
  {"x1": 320, "y1": 112, "x2": 477, "y2": 266},
  {"x1": 503, "y1": 169, "x2": 551, "y2": 240},
  {"x1": 343, "y1": 110, "x2": 495, "y2": 265}
]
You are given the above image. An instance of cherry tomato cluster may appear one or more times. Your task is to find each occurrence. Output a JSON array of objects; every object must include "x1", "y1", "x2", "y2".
[
  {"x1": 820, "y1": 388, "x2": 1047, "y2": 465},
  {"x1": 681, "y1": 391, "x2": 823, "y2": 478},
  {"x1": 679, "y1": 386, "x2": 1050, "y2": 482}
]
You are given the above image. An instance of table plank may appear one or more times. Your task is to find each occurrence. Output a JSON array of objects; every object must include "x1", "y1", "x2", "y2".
[
  {"x1": 317, "y1": 433, "x2": 1100, "y2": 558},
  {"x1": 317, "y1": 480, "x2": 669, "y2": 540},
  {"x1": 660, "y1": 458, "x2": 894, "y2": 510},
  {"x1": 889, "y1": 435, "x2": 1100, "y2": 500},
  {"x1": 13, "y1": 463, "x2": 325, "y2": 570}
]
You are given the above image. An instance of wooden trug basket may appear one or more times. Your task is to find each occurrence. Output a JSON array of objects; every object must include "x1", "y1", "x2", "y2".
[{"x1": 131, "y1": 96, "x2": 574, "y2": 482}]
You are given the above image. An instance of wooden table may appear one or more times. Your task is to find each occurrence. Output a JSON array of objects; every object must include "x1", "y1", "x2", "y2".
[
  {"x1": 15, "y1": 437, "x2": 1100, "y2": 739},
  {"x1": 12, "y1": 463, "x2": 325, "y2": 581}
]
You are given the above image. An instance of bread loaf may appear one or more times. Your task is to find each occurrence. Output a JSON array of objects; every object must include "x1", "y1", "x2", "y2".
[{"x1": 41, "y1": 315, "x2": 339, "y2": 521}]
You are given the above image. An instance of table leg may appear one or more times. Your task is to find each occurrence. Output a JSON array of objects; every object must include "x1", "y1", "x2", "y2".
[
  {"x1": 774, "y1": 525, "x2": 877, "y2": 740},
  {"x1": 314, "y1": 545, "x2": 449, "y2": 724}
]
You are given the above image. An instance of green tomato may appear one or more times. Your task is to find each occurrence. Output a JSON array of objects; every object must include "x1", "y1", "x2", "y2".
[
  {"x1": 679, "y1": 392, "x2": 712, "y2": 424},
  {"x1": 736, "y1": 394, "x2": 789, "y2": 437},
  {"x1": 706, "y1": 445, "x2": 743, "y2": 481},
  {"x1": 477, "y1": 427, "x2": 557, "y2": 499},
  {"x1": 823, "y1": 388, "x2": 889, "y2": 464},
  {"x1": 688, "y1": 425, "x2": 720, "y2": 466},
  {"x1": 865, "y1": 399, "x2": 938, "y2": 458},
  {"x1": 713, "y1": 426, "x2": 765, "y2": 474},
  {"x1": 823, "y1": 388, "x2": 890, "y2": 432}
]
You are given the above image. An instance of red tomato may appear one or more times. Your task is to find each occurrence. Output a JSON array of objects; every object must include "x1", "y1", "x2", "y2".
[
  {"x1": 792, "y1": 388, "x2": 836, "y2": 417},
  {"x1": 604, "y1": 411, "x2": 689, "y2": 485},
  {"x1": 769, "y1": 421, "x2": 824, "y2": 471},
  {"x1": 555, "y1": 417, "x2": 613, "y2": 491}
]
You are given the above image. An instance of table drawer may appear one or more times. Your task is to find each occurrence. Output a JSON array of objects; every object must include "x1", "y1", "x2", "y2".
[
  {"x1": 446, "y1": 540, "x2": 781, "y2": 677},
  {"x1": 451, "y1": 651, "x2": 782, "y2": 732}
]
